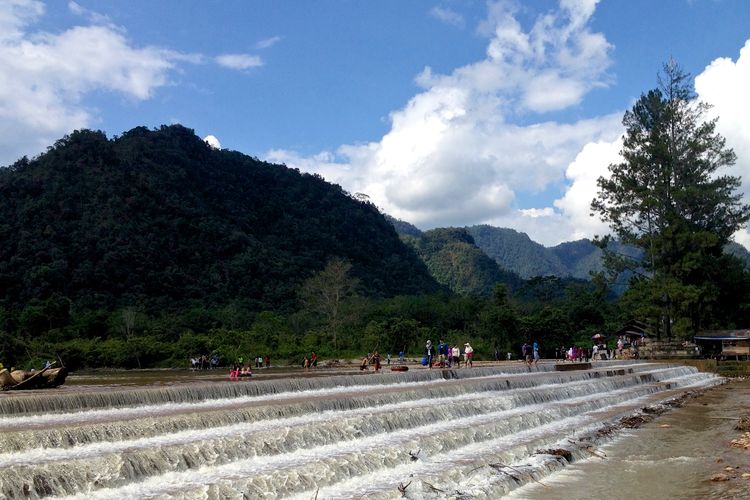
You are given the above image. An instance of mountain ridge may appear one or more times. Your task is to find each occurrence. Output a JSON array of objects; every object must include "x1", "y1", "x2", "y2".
[{"x1": 0, "y1": 125, "x2": 440, "y2": 317}]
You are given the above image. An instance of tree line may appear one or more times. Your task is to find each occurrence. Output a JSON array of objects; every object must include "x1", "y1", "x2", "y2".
[{"x1": 2, "y1": 62, "x2": 750, "y2": 369}]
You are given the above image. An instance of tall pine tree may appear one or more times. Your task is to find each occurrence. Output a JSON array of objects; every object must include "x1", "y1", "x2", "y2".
[{"x1": 592, "y1": 60, "x2": 750, "y2": 336}]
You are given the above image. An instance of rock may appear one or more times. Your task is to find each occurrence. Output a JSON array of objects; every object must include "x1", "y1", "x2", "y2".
[
  {"x1": 711, "y1": 473, "x2": 731, "y2": 482},
  {"x1": 735, "y1": 415, "x2": 750, "y2": 431}
]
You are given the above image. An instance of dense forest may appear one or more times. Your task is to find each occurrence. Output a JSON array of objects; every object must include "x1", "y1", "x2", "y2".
[{"x1": 2, "y1": 116, "x2": 750, "y2": 370}]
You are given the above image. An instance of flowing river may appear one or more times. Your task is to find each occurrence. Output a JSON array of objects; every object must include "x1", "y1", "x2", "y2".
[{"x1": 0, "y1": 362, "x2": 724, "y2": 499}]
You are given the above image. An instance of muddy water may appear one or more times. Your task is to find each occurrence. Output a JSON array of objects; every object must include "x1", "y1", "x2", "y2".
[
  {"x1": 512, "y1": 379, "x2": 750, "y2": 500},
  {"x1": 0, "y1": 362, "x2": 729, "y2": 499}
]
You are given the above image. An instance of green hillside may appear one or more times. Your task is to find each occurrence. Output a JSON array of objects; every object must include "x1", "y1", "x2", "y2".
[
  {"x1": 405, "y1": 228, "x2": 522, "y2": 296},
  {"x1": 0, "y1": 125, "x2": 439, "y2": 322},
  {"x1": 466, "y1": 225, "x2": 567, "y2": 278}
]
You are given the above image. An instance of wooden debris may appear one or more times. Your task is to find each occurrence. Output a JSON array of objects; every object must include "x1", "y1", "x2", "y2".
[
  {"x1": 536, "y1": 448, "x2": 573, "y2": 462},
  {"x1": 421, "y1": 481, "x2": 446, "y2": 493},
  {"x1": 486, "y1": 462, "x2": 548, "y2": 488},
  {"x1": 397, "y1": 481, "x2": 411, "y2": 497}
]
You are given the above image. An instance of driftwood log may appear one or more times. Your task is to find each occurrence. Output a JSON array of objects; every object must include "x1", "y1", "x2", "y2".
[{"x1": 0, "y1": 364, "x2": 68, "y2": 391}]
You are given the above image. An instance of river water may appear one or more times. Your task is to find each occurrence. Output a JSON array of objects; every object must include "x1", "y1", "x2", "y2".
[
  {"x1": 0, "y1": 361, "x2": 730, "y2": 499},
  {"x1": 510, "y1": 378, "x2": 750, "y2": 500}
]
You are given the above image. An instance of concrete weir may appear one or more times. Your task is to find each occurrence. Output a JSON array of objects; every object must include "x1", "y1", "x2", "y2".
[{"x1": 0, "y1": 361, "x2": 722, "y2": 499}]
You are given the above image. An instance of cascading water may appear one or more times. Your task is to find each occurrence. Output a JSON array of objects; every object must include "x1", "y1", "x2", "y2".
[{"x1": 0, "y1": 361, "x2": 721, "y2": 499}]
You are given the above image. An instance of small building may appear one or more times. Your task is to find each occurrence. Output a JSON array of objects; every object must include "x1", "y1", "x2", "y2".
[
  {"x1": 694, "y1": 330, "x2": 750, "y2": 360},
  {"x1": 612, "y1": 319, "x2": 655, "y2": 346}
]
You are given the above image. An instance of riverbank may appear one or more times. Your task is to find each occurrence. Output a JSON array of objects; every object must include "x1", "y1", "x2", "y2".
[{"x1": 511, "y1": 377, "x2": 750, "y2": 499}]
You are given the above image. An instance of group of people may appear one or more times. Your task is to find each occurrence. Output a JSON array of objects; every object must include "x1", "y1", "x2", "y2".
[
  {"x1": 229, "y1": 354, "x2": 270, "y2": 380},
  {"x1": 190, "y1": 354, "x2": 219, "y2": 370},
  {"x1": 302, "y1": 352, "x2": 318, "y2": 369},
  {"x1": 254, "y1": 355, "x2": 271, "y2": 368},
  {"x1": 521, "y1": 341, "x2": 541, "y2": 365},
  {"x1": 360, "y1": 351, "x2": 383, "y2": 371},
  {"x1": 424, "y1": 340, "x2": 473, "y2": 368}
]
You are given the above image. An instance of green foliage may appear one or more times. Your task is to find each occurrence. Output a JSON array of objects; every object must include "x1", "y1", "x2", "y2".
[
  {"x1": 300, "y1": 257, "x2": 360, "y2": 351},
  {"x1": 0, "y1": 125, "x2": 438, "y2": 316},
  {"x1": 467, "y1": 225, "x2": 567, "y2": 278},
  {"x1": 592, "y1": 61, "x2": 750, "y2": 335},
  {"x1": 406, "y1": 227, "x2": 522, "y2": 296}
]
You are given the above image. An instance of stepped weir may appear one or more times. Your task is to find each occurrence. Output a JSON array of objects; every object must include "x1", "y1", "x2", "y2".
[{"x1": 0, "y1": 362, "x2": 721, "y2": 499}]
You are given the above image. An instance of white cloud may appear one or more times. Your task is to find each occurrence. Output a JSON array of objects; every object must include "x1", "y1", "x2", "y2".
[
  {"x1": 429, "y1": 6, "x2": 465, "y2": 28},
  {"x1": 215, "y1": 53, "x2": 263, "y2": 70},
  {"x1": 255, "y1": 36, "x2": 282, "y2": 49},
  {"x1": 266, "y1": 0, "x2": 619, "y2": 245},
  {"x1": 204, "y1": 134, "x2": 222, "y2": 149},
  {"x1": 68, "y1": 1, "x2": 112, "y2": 26},
  {"x1": 0, "y1": 0, "x2": 191, "y2": 166},
  {"x1": 550, "y1": 37, "x2": 750, "y2": 248},
  {"x1": 695, "y1": 40, "x2": 750, "y2": 246},
  {"x1": 553, "y1": 138, "x2": 621, "y2": 241}
]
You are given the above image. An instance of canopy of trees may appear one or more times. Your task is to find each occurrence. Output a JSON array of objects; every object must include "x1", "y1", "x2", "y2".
[{"x1": 592, "y1": 61, "x2": 750, "y2": 335}]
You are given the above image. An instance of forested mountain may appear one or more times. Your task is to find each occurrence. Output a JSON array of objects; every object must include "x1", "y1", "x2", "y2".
[
  {"x1": 466, "y1": 225, "x2": 568, "y2": 278},
  {"x1": 384, "y1": 215, "x2": 422, "y2": 238},
  {"x1": 403, "y1": 228, "x2": 522, "y2": 296},
  {"x1": 0, "y1": 125, "x2": 439, "y2": 321},
  {"x1": 726, "y1": 242, "x2": 750, "y2": 268}
]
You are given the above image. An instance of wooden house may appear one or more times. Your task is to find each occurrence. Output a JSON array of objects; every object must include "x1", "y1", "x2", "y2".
[{"x1": 694, "y1": 330, "x2": 750, "y2": 360}]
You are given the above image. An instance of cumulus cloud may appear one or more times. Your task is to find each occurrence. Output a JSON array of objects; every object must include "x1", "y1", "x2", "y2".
[
  {"x1": 553, "y1": 138, "x2": 621, "y2": 240},
  {"x1": 429, "y1": 6, "x2": 465, "y2": 28},
  {"x1": 68, "y1": 1, "x2": 112, "y2": 25},
  {"x1": 553, "y1": 38, "x2": 750, "y2": 247},
  {"x1": 0, "y1": 0, "x2": 190, "y2": 166},
  {"x1": 267, "y1": 0, "x2": 620, "y2": 245},
  {"x1": 215, "y1": 53, "x2": 263, "y2": 70},
  {"x1": 694, "y1": 41, "x2": 750, "y2": 246},
  {"x1": 204, "y1": 135, "x2": 222, "y2": 149}
]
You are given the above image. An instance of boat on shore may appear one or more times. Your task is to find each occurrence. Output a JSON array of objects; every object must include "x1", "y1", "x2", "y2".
[{"x1": 0, "y1": 363, "x2": 68, "y2": 391}]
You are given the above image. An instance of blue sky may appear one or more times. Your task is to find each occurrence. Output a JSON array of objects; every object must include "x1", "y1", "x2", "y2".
[{"x1": 2, "y1": 0, "x2": 750, "y2": 245}]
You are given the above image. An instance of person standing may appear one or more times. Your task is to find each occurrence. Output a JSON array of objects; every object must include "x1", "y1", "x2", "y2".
[
  {"x1": 452, "y1": 345, "x2": 461, "y2": 368},
  {"x1": 521, "y1": 343, "x2": 531, "y2": 365},
  {"x1": 310, "y1": 351, "x2": 318, "y2": 368},
  {"x1": 533, "y1": 341, "x2": 540, "y2": 366},
  {"x1": 425, "y1": 340, "x2": 435, "y2": 369},
  {"x1": 372, "y1": 351, "x2": 381, "y2": 372},
  {"x1": 464, "y1": 343, "x2": 474, "y2": 367}
]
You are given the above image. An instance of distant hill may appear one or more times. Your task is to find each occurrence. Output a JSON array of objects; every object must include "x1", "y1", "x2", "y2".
[
  {"x1": 0, "y1": 125, "x2": 439, "y2": 316},
  {"x1": 466, "y1": 225, "x2": 570, "y2": 278},
  {"x1": 384, "y1": 215, "x2": 422, "y2": 238},
  {"x1": 726, "y1": 241, "x2": 750, "y2": 268},
  {"x1": 391, "y1": 221, "x2": 750, "y2": 283},
  {"x1": 403, "y1": 227, "x2": 522, "y2": 296}
]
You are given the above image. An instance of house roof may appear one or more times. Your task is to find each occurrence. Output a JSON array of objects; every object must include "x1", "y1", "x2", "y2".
[
  {"x1": 694, "y1": 330, "x2": 750, "y2": 341},
  {"x1": 613, "y1": 319, "x2": 655, "y2": 338}
]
